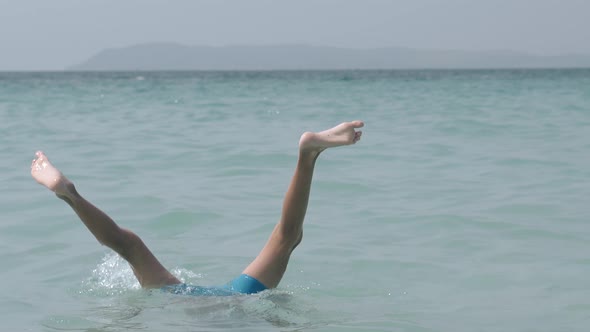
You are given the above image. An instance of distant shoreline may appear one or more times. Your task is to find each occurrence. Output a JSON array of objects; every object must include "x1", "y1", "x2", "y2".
[{"x1": 64, "y1": 44, "x2": 590, "y2": 72}]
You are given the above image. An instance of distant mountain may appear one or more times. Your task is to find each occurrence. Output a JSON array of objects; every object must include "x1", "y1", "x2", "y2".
[{"x1": 69, "y1": 43, "x2": 590, "y2": 70}]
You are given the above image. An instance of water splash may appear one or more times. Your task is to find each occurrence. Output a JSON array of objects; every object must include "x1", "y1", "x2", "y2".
[
  {"x1": 80, "y1": 253, "x2": 140, "y2": 296},
  {"x1": 170, "y1": 267, "x2": 203, "y2": 283},
  {"x1": 79, "y1": 254, "x2": 207, "y2": 295}
]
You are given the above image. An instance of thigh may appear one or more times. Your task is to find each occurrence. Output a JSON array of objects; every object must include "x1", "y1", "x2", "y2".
[{"x1": 241, "y1": 226, "x2": 294, "y2": 289}]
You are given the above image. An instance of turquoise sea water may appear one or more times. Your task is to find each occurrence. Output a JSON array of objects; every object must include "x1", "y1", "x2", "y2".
[{"x1": 1, "y1": 69, "x2": 590, "y2": 331}]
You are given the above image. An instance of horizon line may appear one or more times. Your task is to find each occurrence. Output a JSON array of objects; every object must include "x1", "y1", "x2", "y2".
[{"x1": 2, "y1": 67, "x2": 590, "y2": 73}]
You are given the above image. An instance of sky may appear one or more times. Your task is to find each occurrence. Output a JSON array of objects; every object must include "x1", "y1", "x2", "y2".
[{"x1": 1, "y1": 0, "x2": 589, "y2": 70}]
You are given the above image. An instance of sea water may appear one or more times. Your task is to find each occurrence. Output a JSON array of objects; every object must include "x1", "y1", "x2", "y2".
[{"x1": 1, "y1": 69, "x2": 590, "y2": 331}]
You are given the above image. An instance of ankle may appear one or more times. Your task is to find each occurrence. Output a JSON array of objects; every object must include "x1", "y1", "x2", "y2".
[
  {"x1": 297, "y1": 151, "x2": 319, "y2": 168},
  {"x1": 56, "y1": 182, "x2": 80, "y2": 206}
]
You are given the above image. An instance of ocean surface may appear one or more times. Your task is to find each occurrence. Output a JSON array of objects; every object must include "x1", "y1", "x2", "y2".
[{"x1": 1, "y1": 69, "x2": 589, "y2": 331}]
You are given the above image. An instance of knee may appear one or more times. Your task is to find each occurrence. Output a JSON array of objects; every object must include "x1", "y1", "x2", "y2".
[
  {"x1": 107, "y1": 228, "x2": 142, "y2": 259},
  {"x1": 275, "y1": 224, "x2": 303, "y2": 251}
]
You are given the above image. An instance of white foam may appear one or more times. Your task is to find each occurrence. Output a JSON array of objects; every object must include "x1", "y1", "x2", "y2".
[{"x1": 81, "y1": 253, "x2": 140, "y2": 295}]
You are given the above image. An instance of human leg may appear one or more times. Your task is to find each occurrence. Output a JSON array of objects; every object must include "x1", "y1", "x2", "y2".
[
  {"x1": 31, "y1": 151, "x2": 180, "y2": 288},
  {"x1": 242, "y1": 121, "x2": 363, "y2": 289}
]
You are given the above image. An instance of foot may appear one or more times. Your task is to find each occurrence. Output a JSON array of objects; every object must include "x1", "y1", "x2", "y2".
[
  {"x1": 31, "y1": 151, "x2": 74, "y2": 197},
  {"x1": 299, "y1": 121, "x2": 364, "y2": 154}
]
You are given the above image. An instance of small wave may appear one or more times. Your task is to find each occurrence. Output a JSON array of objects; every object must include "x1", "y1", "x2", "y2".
[{"x1": 156, "y1": 288, "x2": 322, "y2": 330}]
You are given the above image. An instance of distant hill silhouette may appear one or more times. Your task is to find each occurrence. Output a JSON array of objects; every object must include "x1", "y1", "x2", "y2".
[{"x1": 69, "y1": 43, "x2": 590, "y2": 70}]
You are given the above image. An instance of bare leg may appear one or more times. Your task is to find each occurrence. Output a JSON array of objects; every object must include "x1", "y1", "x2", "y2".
[
  {"x1": 31, "y1": 151, "x2": 180, "y2": 288},
  {"x1": 242, "y1": 121, "x2": 364, "y2": 288}
]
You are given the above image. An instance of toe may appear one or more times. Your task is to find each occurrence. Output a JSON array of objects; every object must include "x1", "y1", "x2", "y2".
[{"x1": 351, "y1": 120, "x2": 364, "y2": 128}]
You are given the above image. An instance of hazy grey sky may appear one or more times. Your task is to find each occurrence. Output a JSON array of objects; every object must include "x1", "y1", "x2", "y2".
[{"x1": 1, "y1": 0, "x2": 589, "y2": 70}]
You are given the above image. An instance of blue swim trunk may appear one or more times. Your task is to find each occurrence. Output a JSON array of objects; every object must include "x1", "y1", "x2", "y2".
[{"x1": 161, "y1": 274, "x2": 267, "y2": 296}]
